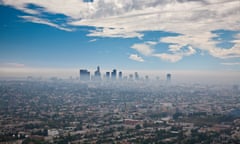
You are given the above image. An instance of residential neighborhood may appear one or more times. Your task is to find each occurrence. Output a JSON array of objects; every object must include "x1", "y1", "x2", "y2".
[{"x1": 0, "y1": 79, "x2": 239, "y2": 143}]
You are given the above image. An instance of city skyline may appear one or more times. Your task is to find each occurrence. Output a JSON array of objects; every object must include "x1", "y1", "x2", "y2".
[
  {"x1": 0, "y1": 0, "x2": 240, "y2": 80},
  {"x1": 79, "y1": 66, "x2": 151, "y2": 81},
  {"x1": 1, "y1": 1, "x2": 240, "y2": 143}
]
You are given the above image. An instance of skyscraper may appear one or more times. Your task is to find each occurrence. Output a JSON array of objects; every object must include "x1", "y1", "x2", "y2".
[
  {"x1": 111, "y1": 69, "x2": 117, "y2": 80},
  {"x1": 119, "y1": 71, "x2": 122, "y2": 80},
  {"x1": 83, "y1": 0, "x2": 93, "y2": 2},
  {"x1": 166, "y1": 73, "x2": 171, "y2": 82},
  {"x1": 145, "y1": 75, "x2": 149, "y2": 80},
  {"x1": 106, "y1": 72, "x2": 110, "y2": 80},
  {"x1": 80, "y1": 69, "x2": 90, "y2": 81},
  {"x1": 94, "y1": 66, "x2": 101, "y2": 80},
  {"x1": 129, "y1": 74, "x2": 133, "y2": 80},
  {"x1": 134, "y1": 72, "x2": 139, "y2": 80}
]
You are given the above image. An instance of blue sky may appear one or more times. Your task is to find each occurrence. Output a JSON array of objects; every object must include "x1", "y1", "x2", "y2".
[{"x1": 0, "y1": 0, "x2": 240, "y2": 78}]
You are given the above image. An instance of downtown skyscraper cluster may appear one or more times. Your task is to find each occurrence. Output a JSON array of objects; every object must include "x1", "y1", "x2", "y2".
[
  {"x1": 79, "y1": 66, "x2": 123, "y2": 81},
  {"x1": 79, "y1": 66, "x2": 171, "y2": 82}
]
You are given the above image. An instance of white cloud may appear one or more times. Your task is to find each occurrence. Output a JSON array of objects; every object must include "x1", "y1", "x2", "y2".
[
  {"x1": 146, "y1": 41, "x2": 158, "y2": 45},
  {"x1": 131, "y1": 43, "x2": 154, "y2": 56},
  {"x1": 184, "y1": 46, "x2": 196, "y2": 56},
  {"x1": 19, "y1": 15, "x2": 73, "y2": 31},
  {"x1": 87, "y1": 27, "x2": 144, "y2": 38},
  {"x1": 234, "y1": 33, "x2": 240, "y2": 39},
  {"x1": 152, "y1": 46, "x2": 196, "y2": 62},
  {"x1": 169, "y1": 44, "x2": 183, "y2": 52},
  {"x1": 89, "y1": 39, "x2": 97, "y2": 42},
  {"x1": 2, "y1": 0, "x2": 239, "y2": 36},
  {"x1": 160, "y1": 33, "x2": 240, "y2": 59},
  {"x1": 1, "y1": 0, "x2": 240, "y2": 61},
  {"x1": 129, "y1": 54, "x2": 144, "y2": 62},
  {"x1": 130, "y1": 40, "x2": 196, "y2": 62},
  {"x1": 154, "y1": 53, "x2": 183, "y2": 63}
]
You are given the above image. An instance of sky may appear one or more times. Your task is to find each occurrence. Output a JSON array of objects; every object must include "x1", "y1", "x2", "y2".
[{"x1": 0, "y1": 0, "x2": 240, "y2": 81}]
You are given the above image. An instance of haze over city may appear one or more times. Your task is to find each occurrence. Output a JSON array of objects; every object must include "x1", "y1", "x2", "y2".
[
  {"x1": 0, "y1": 0, "x2": 240, "y2": 83},
  {"x1": 1, "y1": 1, "x2": 240, "y2": 144}
]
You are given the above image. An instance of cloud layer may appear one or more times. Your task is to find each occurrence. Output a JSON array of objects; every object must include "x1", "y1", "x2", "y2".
[
  {"x1": 1, "y1": 0, "x2": 240, "y2": 62},
  {"x1": 129, "y1": 54, "x2": 144, "y2": 62}
]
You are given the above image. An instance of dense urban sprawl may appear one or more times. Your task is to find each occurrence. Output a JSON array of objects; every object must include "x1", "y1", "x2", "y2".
[{"x1": 0, "y1": 78, "x2": 240, "y2": 144}]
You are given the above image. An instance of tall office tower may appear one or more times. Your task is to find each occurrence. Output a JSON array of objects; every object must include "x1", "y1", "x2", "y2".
[
  {"x1": 80, "y1": 69, "x2": 90, "y2": 81},
  {"x1": 129, "y1": 74, "x2": 133, "y2": 80},
  {"x1": 134, "y1": 72, "x2": 139, "y2": 80},
  {"x1": 166, "y1": 73, "x2": 171, "y2": 81},
  {"x1": 94, "y1": 66, "x2": 101, "y2": 80},
  {"x1": 111, "y1": 69, "x2": 117, "y2": 80},
  {"x1": 119, "y1": 71, "x2": 122, "y2": 80},
  {"x1": 145, "y1": 75, "x2": 149, "y2": 80},
  {"x1": 83, "y1": 0, "x2": 93, "y2": 2},
  {"x1": 106, "y1": 72, "x2": 110, "y2": 80}
]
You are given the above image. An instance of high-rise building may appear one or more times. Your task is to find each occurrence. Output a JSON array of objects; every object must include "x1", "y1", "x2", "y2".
[
  {"x1": 111, "y1": 69, "x2": 117, "y2": 80},
  {"x1": 83, "y1": 0, "x2": 93, "y2": 2},
  {"x1": 129, "y1": 74, "x2": 133, "y2": 80},
  {"x1": 80, "y1": 69, "x2": 90, "y2": 81},
  {"x1": 145, "y1": 75, "x2": 149, "y2": 80},
  {"x1": 94, "y1": 66, "x2": 101, "y2": 80},
  {"x1": 119, "y1": 71, "x2": 122, "y2": 79},
  {"x1": 166, "y1": 73, "x2": 171, "y2": 81},
  {"x1": 134, "y1": 72, "x2": 139, "y2": 80},
  {"x1": 106, "y1": 72, "x2": 110, "y2": 80}
]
